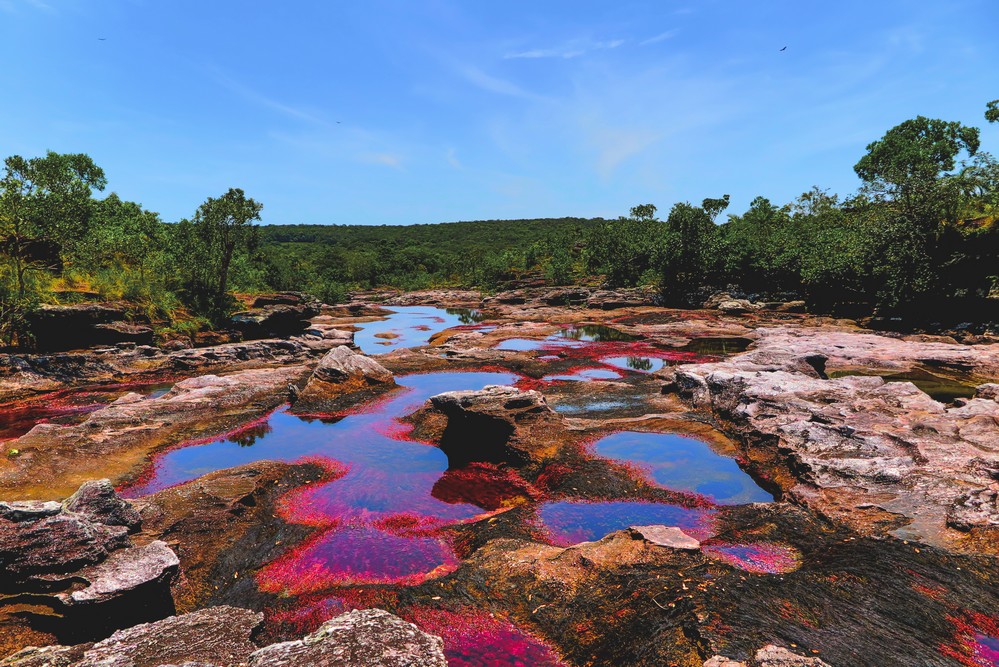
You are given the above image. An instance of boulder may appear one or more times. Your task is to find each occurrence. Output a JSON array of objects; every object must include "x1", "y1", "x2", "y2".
[
  {"x1": 294, "y1": 346, "x2": 396, "y2": 412},
  {"x1": 1, "y1": 608, "x2": 443, "y2": 667},
  {"x1": 0, "y1": 513, "x2": 129, "y2": 580},
  {"x1": 91, "y1": 322, "x2": 155, "y2": 346},
  {"x1": 312, "y1": 345, "x2": 394, "y2": 385},
  {"x1": 56, "y1": 540, "x2": 179, "y2": 606},
  {"x1": 63, "y1": 479, "x2": 142, "y2": 532},
  {"x1": 586, "y1": 288, "x2": 656, "y2": 309},
  {"x1": 26, "y1": 304, "x2": 149, "y2": 352},
  {"x1": 423, "y1": 385, "x2": 561, "y2": 466},
  {"x1": 630, "y1": 525, "x2": 701, "y2": 550},
  {"x1": 72, "y1": 606, "x2": 261, "y2": 667},
  {"x1": 0, "y1": 481, "x2": 186, "y2": 650},
  {"x1": 716, "y1": 299, "x2": 759, "y2": 314},
  {"x1": 0, "y1": 645, "x2": 89, "y2": 667},
  {"x1": 0, "y1": 500, "x2": 62, "y2": 522},
  {"x1": 248, "y1": 609, "x2": 447, "y2": 667},
  {"x1": 230, "y1": 302, "x2": 320, "y2": 340},
  {"x1": 251, "y1": 292, "x2": 311, "y2": 308},
  {"x1": 947, "y1": 487, "x2": 999, "y2": 531}
]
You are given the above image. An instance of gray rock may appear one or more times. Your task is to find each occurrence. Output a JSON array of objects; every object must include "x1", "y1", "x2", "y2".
[
  {"x1": 57, "y1": 540, "x2": 179, "y2": 606},
  {"x1": 248, "y1": 608, "x2": 446, "y2": 667},
  {"x1": 311, "y1": 345, "x2": 394, "y2": 385},
  {"x1": 0, "y1": 500, "x2": 62, "y2": 522},
  {"x1": 947, "y1": 487, "x2": 999, "y2": 531},
  {"x1": 703, "y1": 657, "x2": 747, "y2": 667},
  {"x1": 75, "y1": 606, "x2": 261, "y2": 667},
  {"x1": 755, "y1": 644, "x2": 831, "y2": 666},
  {"x1": 0, "y1": 513, "x2": 128, "y2": 580},
  {"x1": 717, "y1": 299, "x2": 759, "y2": 314},
  {"x1": 975, "y1": 383, "x2": 999, "y2": 402},
  {"x1": 673, "y1": 326, "x2": 999, "y2": 547},
  {"x1": 630, "y1": 525, "x2": 701, "y2": 550},
  {"x1": 429, "y1": 385, "x2": 549, "y2": 417},
  {"x1": 63, "y1": 479, "x2": 142, "y2": 532}
]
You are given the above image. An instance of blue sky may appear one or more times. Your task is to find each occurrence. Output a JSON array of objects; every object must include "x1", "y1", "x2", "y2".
[{"x1": 1, "y1": 0, "x2": 997, "y2": 225}]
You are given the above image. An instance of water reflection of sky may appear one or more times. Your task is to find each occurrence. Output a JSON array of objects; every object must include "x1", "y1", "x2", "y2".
[
  {"x1": 353, "y1": 306, "x2": 474, "y2": 353},
  {"x1": 592, "y1": 431, "x2": 772, "y2": 505}
]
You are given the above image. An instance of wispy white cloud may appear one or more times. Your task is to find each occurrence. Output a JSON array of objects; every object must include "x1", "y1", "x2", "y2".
[
  {"x1": 455, "y1": 63, "x2": 534, "y2": 98},
  {"x1": 446, "y1": 147, "x2": 462, "y2": 170},
  {"x1": 639, "y1": 29, "x2": 679, "y2": 46},
  {"x1": 0, "y1": 0, "x2": 56, "y2": 12},
  {"x1": 504, "y1": 38, "x2": 625, "y2": 60},
  {"x1": 360, "y1": 152, "x2": 405, "y2": 169},
  {"x1": 588, "y1": 126, "x2": 663, "y2": 179},
  {"x1": 210, "y1": 68, "x2": 331, "y2": 126},
  {"x1": 886, "y1": 25, "x2": 924, "y2": 53}
]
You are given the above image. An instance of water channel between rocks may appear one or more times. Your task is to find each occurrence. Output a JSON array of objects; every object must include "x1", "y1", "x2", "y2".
[{"x1": 116, "y1": 307, "x2": 772, "y2": 665}]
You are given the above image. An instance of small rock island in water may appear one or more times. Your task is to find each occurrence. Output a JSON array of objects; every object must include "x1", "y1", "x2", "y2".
[{"x1": 1, "y1": 5, "x2": 998, "y2": 666}]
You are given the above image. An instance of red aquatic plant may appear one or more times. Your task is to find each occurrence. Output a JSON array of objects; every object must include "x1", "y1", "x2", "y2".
[
  {"x1": 404, "y1": 607, "x2": 568, "y2": 667},
  {"x1": 701, "y1": 542, "x2": 801, "y2": 574},
  {"x1": 940, "y1": 610, "x2": 999, "y2": 667},
  {"x1": 432, "y1": 462, "x2": 544, "y2": 511}
]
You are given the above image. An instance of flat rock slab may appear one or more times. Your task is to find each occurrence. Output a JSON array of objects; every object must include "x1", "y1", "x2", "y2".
[
  {"x1": 672, "y1": 325, "x2": 999, "y2": 549},
  {"x1": 57, "y1": 540, "x2": 179, "y2": 606},
  {"x1": 630, "y1": 525, "x2": 701, "y2": 550}
]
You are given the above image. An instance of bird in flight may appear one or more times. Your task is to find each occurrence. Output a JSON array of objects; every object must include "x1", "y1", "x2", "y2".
[
  {"x1": 98, "y1": 38, "x2": 107, "y2": 41},
  {"x1": 779, "y1": 46, "x2": 787, "y2": 51}
]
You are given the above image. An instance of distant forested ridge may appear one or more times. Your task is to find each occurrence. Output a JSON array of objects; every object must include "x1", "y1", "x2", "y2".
[
  {"x1": 0, "y1": 100, "x2": 997, "y2": 346},
  {"x1": 257, "y1": 218, "x2": 603, "y2": 299}
]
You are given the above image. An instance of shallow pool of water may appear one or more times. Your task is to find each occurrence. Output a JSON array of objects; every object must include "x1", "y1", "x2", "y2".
[
  {"x1": 446, "y1": 308, "x2": 487, "y2": 324},
  {"x1": 495, "y1": 338, "x2": 553, "y2": 352},
  {"x1": 829, "y1": 368, "x2": 977, "y2": 403},
  {"x1": 542, "y1": 368, "x2": 622, "y2": 382},
  {"x1": 353, "y1": 306, "x2": 473, "y2": 353},
  {"x1": 592, "y1": 431, "x2": 772, "y2": 505},
  {"x1": 124, "y1": 371, "x2": 520, "y2": 590},
  {"x1": 682, "y1": 336, "x2": 752, "y2": 356},
  {"x1": 551, "y1": 399, "x2": 634, "y2": 415},
  {"x1": 538, "y1": 499, "x2": 715, "y2": 546},
  {"x1": 555, "y1": 324, "x2": 636, "y2": 343},
  {"x1": 600, "y1": 356, "x2": 666, "y2": 373}
]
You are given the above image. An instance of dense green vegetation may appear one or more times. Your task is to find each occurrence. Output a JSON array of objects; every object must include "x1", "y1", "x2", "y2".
[
  {"x1": 0, "y1": 101, "x2": 997, "y2": 346},
  {"x1": 257, "y1": 217, "x2": 602, "y2": 300}
]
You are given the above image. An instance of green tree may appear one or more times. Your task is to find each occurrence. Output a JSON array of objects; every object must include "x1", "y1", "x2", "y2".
[
  {"x1": 719, "y1": 196, "x2": 796, "y2": 290},
  {"x1": 191, "y1": 188, "x2": 263, "y2": 316},
  {"x1": 80, "y1": 193, "x2": 163, "y2": 279},
  {"x1": 853, "y1": 116, "x2": 981, "y2": 306},
  {"x1": 584, "y1": 204, "x2": 663, "y2": 287},
  {"x1": 0, "y1": 152, "x2": 106, "y2": 299},
  {"x1": 986, "y1": 100, "x2": 999, "y2": 124},
  {"x1": 854, "y1": 116, "x2": 980, "y2": 228},
  {"x1": 659, "y1": 200, "x2": 720, "y2": 300}
]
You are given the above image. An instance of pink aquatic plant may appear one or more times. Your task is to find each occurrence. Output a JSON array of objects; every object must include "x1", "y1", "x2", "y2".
[
  {"x1": 405, "y1": 607, "x2": 568, "y2": 667},
  {"x1": 701, "y1": 542, "x2": 801, "y2": 574}
]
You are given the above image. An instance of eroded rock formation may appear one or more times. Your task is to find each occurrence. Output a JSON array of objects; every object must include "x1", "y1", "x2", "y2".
[
  {"x1": 293, "y1": 345, "x2": 396, "y2": 412},
  {"x1": 0, "y1": 607, "x2": 446, "y2": 667},
  {"x1": 668, "y1": 326, "x2": 999, "y2": 550}
]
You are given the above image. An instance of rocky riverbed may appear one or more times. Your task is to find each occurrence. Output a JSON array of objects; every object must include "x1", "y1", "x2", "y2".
[{"x1": 1, "y1": 288, "x2": 997, "y2": 666}]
